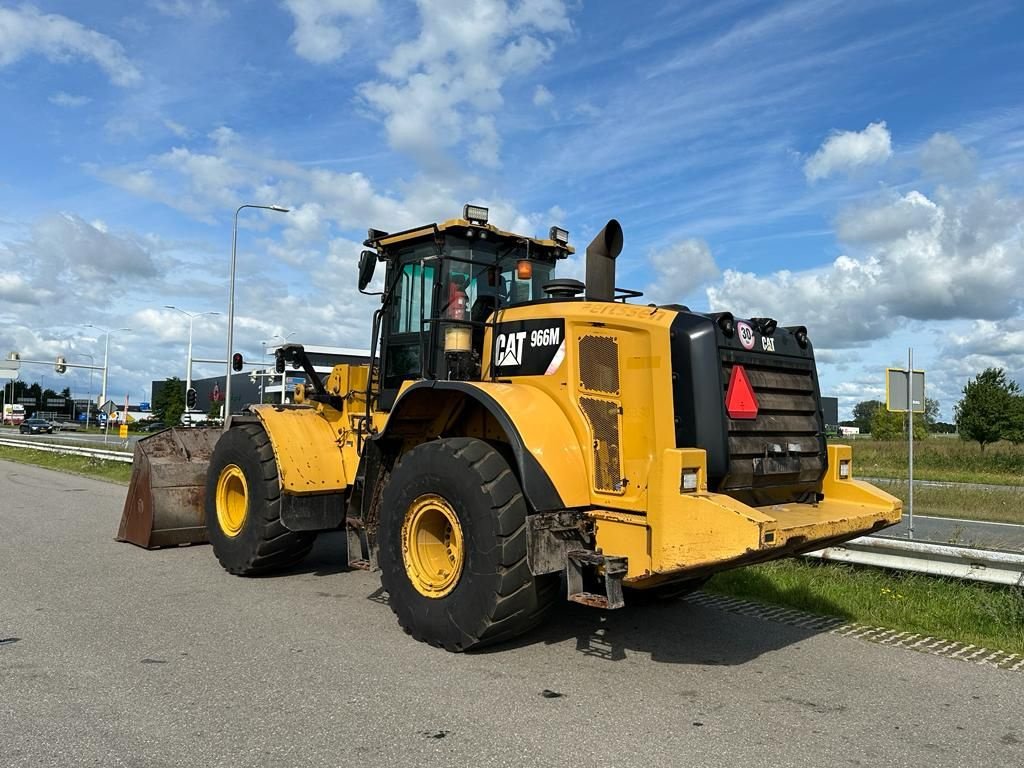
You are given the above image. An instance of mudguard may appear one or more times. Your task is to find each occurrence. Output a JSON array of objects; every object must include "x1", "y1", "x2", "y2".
[{"x1": 383, "y1": 380, "x2": 590, "y2": 512}]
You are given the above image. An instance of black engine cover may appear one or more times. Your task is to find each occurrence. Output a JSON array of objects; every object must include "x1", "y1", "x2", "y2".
[{"x1": 667, "y1": 309, "x2": 828, "y2": 506}]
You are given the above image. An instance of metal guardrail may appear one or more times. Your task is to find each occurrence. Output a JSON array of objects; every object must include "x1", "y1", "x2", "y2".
[
  {"x1": 805, "y1": 536, "x2": 1024, "y2": 587},
  {"x1": 0, "y1": 437, "x2": 133, "y2": 463},
  {"x1": 3, "y1": 436, "x2": 1023, "y2": 586}
]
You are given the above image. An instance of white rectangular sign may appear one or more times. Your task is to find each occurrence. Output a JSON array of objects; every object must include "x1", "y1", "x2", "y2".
[{"x1": 886, "y1": 368, "x2": 925, "y2": 413}]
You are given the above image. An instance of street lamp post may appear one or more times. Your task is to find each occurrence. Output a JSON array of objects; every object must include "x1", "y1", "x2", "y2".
[
  {"x1": 224, "y1": 203, "x2": 289, "y2": 428},
  {"x1": 85, "y1": 325, "x2": 131, "y2": 441},
  {"x1": 79, "y1": 353, "x2": 95, "y2": 430},
  {"x1": 166, "y1": 306, "x2": 220, "y2": 421}
]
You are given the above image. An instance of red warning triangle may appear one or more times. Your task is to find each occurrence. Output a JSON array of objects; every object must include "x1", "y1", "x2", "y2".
[{"x1": 725, "y1": 364, "x2": 759, "y2": 420}]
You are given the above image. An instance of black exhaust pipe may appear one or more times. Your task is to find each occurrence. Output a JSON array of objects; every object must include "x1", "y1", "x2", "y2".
[{"x1": 584, "y1": 219, "x2": 623, "y2": 302}]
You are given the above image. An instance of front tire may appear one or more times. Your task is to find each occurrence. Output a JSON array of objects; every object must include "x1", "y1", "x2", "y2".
[
  {"x1": 205, "y1": 424, "x2": 316, "y2": 575},
  {"x1": 378, "y1": 438, "x2": 558, "y2": 651}
]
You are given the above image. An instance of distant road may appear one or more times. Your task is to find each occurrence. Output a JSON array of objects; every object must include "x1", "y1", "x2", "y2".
[
  {"x1": 882, "y1": 514, "x2": 1024, "y2": 552},
  {"x1": 863, "y1": 476, "x2": 1023, "y2": 493},
  {"x1": 0, "y1": 429, "x2": 137, "y2": 449}
]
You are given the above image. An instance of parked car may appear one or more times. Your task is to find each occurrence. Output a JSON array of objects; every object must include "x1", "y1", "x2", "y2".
[{"x1": 20, "y1": 418, "x2": 54, "y2": 435}]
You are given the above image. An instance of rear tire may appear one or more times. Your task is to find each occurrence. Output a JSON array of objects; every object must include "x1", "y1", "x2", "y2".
[
  {"x1": 205, "y1": 423, "x2": 316, "y2": 575},
  {"x1": 378, "y1": 437, "x2": 558, "y2": 651}
]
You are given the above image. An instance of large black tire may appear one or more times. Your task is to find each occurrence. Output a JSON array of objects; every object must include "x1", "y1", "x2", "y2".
[
  {"x1": 205, "y1": 423, "x2": 316, "y2": 575},
  {"x1": 378, "y1": 437, "x2": 558, "y2": 651}
]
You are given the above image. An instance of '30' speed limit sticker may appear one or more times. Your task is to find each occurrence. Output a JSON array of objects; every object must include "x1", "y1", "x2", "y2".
[{"x1": 736, "y1": 320, "x2": 755, "y2": 350}]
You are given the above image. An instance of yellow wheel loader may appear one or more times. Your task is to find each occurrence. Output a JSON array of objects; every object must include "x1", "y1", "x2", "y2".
[{"x1": 119, "y1": 205, "x2": 901, "y2": 651}]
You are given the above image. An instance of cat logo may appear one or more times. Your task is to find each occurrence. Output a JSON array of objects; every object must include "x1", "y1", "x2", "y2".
[
  {"x1": 495, "y1": 331, "x2": 527, "y2": 367},
  {"x1": 761, "y1": 336, "x2": 775, "y2": 352}
]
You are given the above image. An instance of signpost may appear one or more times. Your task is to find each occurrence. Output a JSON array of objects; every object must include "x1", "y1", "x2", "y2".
[{"x1": 886, "y1": 349, "x2": 926, "y2": 539}]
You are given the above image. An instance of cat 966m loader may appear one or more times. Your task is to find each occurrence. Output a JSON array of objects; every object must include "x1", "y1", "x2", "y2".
[{"x1": 120, "y1": 205, "x2": 901, "y2": 650}]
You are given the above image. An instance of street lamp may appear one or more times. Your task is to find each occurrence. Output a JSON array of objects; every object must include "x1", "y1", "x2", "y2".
[
  {"x1": 224, "y1": 203, "x2": 289, "y2": 426},
  {"x1": 84, "y1": 325, "x2": 131, "y2": 417},
  {"x1": 79, "y1": 353, "x2": 95, "y2": 430},
  {"x1": 165, "y1": 306, "x2": 221, "y2": 417}
]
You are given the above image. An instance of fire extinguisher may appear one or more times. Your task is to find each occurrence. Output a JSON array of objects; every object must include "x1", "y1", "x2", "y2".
[{"x1": 447, "y1": 280, "x2": 467, "y2": 320}]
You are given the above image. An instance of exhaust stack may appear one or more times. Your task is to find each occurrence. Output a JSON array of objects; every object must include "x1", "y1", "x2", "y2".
[{"x1": 585, "y1": 219, "x2": 623, "y2": 301}]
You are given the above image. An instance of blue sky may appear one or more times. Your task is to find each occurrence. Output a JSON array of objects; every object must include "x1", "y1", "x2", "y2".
[{"x1": 1, "y1": 0, "x2": 1022, "y2": 418}]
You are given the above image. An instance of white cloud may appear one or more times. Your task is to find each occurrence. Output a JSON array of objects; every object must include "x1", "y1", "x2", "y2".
[
  {"x1": 282, "y1": 0, "x2": 378, "y2": 64},
  {"x1": 0, "y1": 272, "x2": 37, "y2": 305},
  {"x1": 0, "y1": 5, "x2": 141, "y2": 86},
  {"x1": 49, "y1": 91, "x2": 91, "y2": 108},
  {"x1": 919, "y1": 132, "x2": 975, "y2": 181},
  {"x1": 835, "y1": 190, "x2": 940, "y2": 243},
  {"x1": 804, "y1": 121, "x2": 892, "y2": 181},
  {"x1": 0, "y1": 214, "x2": 159, "y2": 313},
  {"x1": 359, "y1": 0, "x2": 570, "y2": 170},
  {"x1": 150, "y1": 0, "x2": 227, "y2": 20},
  {"x1": 533, "y1": 84, "x2": 553, "y2": 106},
  {"x1": 163, "y1": 119, "x2": 190, "y2": 137},
  {"x1": 708, "y1": 183, "x2": 1024, "y2": 348},
  {"x1": 645, "y1": 239, "x2": 719, "y2": 305}
]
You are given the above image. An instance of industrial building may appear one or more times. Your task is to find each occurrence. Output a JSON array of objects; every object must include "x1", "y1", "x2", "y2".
[{"x1": 151, "y1": 345, "x2": 370, "y2": 419}]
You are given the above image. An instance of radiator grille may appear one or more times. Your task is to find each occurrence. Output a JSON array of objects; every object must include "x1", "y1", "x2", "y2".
[
  {"x1": 579, "y1": 335, "x2": 620, "y2": 395},
  {"x1": 578, "y1": 396, "x2": 623, "y2": 493},
  {"x1": 720, "y1": 352, "x2": 825, "y2": 491}
]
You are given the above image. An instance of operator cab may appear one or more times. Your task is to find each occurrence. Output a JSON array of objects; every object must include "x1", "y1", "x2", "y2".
[{"x1": 361, "y1": 205, "x2": 574, "y2": 409}]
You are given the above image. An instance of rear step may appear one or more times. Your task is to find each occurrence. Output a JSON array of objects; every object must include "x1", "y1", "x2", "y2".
[{"x1": 761, "y1": 497, "x2": 902, "y2": 551}]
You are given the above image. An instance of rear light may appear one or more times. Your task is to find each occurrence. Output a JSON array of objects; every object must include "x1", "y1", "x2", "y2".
[
  {"x1": 725, "y1": 364, "x2": 758, "y2": 420},
  {"x1": 839, "y1": 459, "x2": 850, "y2": 479},
  {"x1": 681, "y1": 468, "x2": 699, "y2": 492}
]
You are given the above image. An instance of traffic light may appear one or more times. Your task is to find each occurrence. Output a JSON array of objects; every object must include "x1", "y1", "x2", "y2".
[
  {"x1": 55, "y1": 356, "x2": 67, "y2": 374},
  {"x1": 232, "y1": 352, "x2": 244, "y2": 372},
  {"x1": 186, "y1": 388, "x2": 197, "y2": 409},
  {"x1": 275, "y1": 352, "x2": 285, "y2": 374}
]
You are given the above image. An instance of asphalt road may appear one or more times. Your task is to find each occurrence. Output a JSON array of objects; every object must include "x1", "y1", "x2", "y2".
[
  {"x1": 0, "y1": 429, "x2": 137, "y2": 449},
  {"x1": 1, "y1": 461, "x2": 1022, "y2": 768},
  {"x1": 883, "y1": 514, "x2": 1024, "y2": 552}
]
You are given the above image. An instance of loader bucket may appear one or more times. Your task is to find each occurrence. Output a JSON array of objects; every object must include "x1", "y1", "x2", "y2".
[{"x1": 117, "y1": 427, "x2": 221, "y2": 549}]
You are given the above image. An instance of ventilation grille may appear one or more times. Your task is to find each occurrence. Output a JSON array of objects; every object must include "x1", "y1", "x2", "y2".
[
  {"x1": 579, "y1": 396, "x2": 623, "y2": 493},
  {"x1": 579, "y1": 335, "x2": 620, "y2": 394},
  {"x1": 720, "y1": 353, "x2": 825, "y2": 490}
]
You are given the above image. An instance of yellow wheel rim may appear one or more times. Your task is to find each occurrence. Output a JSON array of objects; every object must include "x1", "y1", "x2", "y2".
[
  {"x1": 401, "y1": 494, "x2": 464, "y2": 598},
  {"x1": 215, "y1": 464, "x2": 248, "y2": 538}
]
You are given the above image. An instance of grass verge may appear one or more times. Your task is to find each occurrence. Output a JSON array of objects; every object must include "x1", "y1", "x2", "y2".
[
  {"x1": 0, "y1": 445, "x2": 132, "y2": 484},
  {"x1": 865, "y1": 478, "x2": 1024, "y2": 525},
  {"x1": 707, "y1": 559, "x2": 1024, "y2": 655},
  {"x1": 847, "y1": 438, "x2": 1024, "y2": 486}
]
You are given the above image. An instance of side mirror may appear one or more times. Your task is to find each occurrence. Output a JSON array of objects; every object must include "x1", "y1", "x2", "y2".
[{"x1": 358, "y1": 250, "x2": 377, "y2": 291}]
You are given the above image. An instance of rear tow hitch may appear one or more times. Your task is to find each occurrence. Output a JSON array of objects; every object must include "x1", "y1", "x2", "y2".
[{"x1": 566, "y1": 549, "x2": 628, "y2": 610}]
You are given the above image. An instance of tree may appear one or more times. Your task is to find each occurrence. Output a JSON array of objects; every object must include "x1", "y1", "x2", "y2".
[
  {"x1": 871, "y1": 407, "x2": 927, "y2": 440},
  {"x1": 923, "y1": 397, "x2": 940, "y2": 431},
  {"x1": 852, "y1": 400, "x2": 884, "y2": 433},
  {"x1": 152, "y1": 377, "x2": 186, "y2": 426},
  {"x1": 1004, "y1": 395, "x2": 1024, "y2": 445},
  {"x1": 870, "y1": 408, "x2": 903, "y2": 440},
  {"x1": 955, "y1": 368, "x2": 1018, "y2": 451}
]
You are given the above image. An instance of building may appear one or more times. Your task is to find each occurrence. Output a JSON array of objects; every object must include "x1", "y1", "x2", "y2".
[
  {"x1": 821, "y1": 396, "x2": 839, "y2": 432},
  {"x1": 151, "y1": 345, "x2": 371, "y2": 418}
]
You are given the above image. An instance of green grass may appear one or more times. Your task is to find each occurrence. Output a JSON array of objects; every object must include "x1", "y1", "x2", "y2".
[
  {"x1": 708, "y1": 559, "x2": 1024, "y2": 655},
  {"x1": 847, "y1": 438, "x2": 1024, "y2": 485},
  {"x1": 0, "y1": 445, "x2": 132, "y2": 484},
  {"x1": 866, "y1": 478, "x2": 1024, "y2": 525}
]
